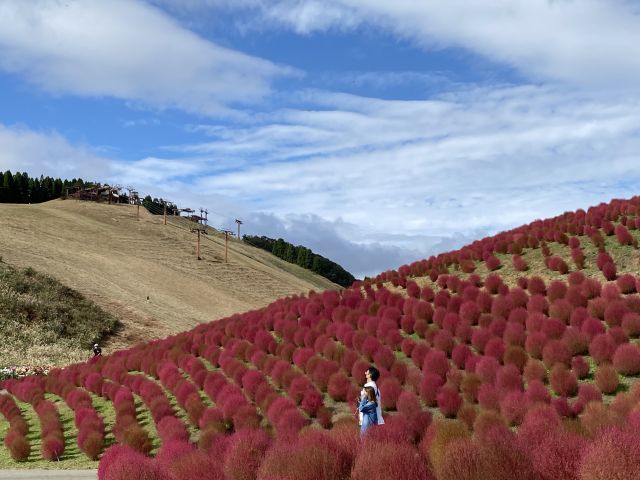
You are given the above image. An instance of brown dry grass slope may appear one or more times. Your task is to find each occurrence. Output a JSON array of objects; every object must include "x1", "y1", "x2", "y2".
[{"x1": 0, "y1": 199, "x2": 338, "y2": 364}]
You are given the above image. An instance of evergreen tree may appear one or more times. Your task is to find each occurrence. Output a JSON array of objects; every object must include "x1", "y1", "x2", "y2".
[
  {"x1": 283, "y1": 243, "x2": 296, "y2": 262},
  {"x1": 2, "y1": 171, "x2": 15, "y2": 203},
  {"x1": 53, "y1": 178, "x2": 63, "y2": 198},
  {"x1": 272, "y1": 238, "x2": 286, "y2": 258}
]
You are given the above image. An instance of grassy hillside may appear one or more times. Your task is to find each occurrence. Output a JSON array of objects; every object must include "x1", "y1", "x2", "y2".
[
  {"x1": 0, "y1": 259, "x2": 119, "y2": 368},
  {"x1": 3, "y1": 196, "x2": 640, "y2": 479},
  {"x1": 0, "y1": 200, "x2": 338, "y2": 361}
]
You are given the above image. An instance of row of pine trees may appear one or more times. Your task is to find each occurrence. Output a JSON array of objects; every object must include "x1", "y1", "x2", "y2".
[
  {"x1": 243, "y1": 235, "x2": 356, "y2": 287},
  {"x1": 0, "y1": 170, "x2": 88, "y2": 204}
]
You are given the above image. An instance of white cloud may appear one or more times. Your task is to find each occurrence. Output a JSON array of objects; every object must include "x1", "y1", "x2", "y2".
[
  {"x1": 0, "y1": 0, "x2": 291, "y2": 116},
  {"x1": 182, "y1": 84, "x2": 640, "y2": 239},
  {"x1": 0, "y1": 124, "x2": 112, "y2": 180},
  {"x1": 242, "y1": 212, "x2": 483, "y2": 278},
  {"x1": 166, "y1": 0, "x2": 640, "y2": 88}
]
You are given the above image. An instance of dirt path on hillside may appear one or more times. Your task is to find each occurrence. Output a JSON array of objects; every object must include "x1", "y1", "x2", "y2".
[{"x1": 0, "y1": 200, "x2": 336, "y2": 359}]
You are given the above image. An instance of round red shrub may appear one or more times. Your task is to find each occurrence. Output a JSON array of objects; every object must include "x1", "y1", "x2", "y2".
[
  {"x1": 484, "y1": 274, "x2": 503, "y2": 294},
  {"x1": 595, "y1": 363, "x2": 619, "y2": 394},
  {"x1": 422, "y1": 350, "x2": 450, "y2": 379},
  {"x1": 503, "y1": 345, "x2": 528, "y2": 372},
  {"x1": 437, "y1": 385, "x2": 462, "y2": 418},
  {"x1": 379, "y1": 377, "x2": 402, "y2": 410},
  {"x1": 549, "y1": 364, "x2": 578, "y2": 397},
  {"x1": 512, "y1": 255, "x2": 528, "y2": 272},
  {"x1": 524, "y1": 380, "x2": 551, "y2": 406},
  {"x1": 223, "y1": 429, "x2": 271, "y2": 480},
  {"x1": 543, "y1": 317, "x2": 567, "y2": 340},
  {"x1": 485, "y1": 255, "x2": 501, "y2": 271},
  {"x1": 581, "y1": 317, "x2": 606, "y2": 341},
  {"x1": 523, "y1": 359, "x2": 547, "y2": 384},
  {"x1": 617, "y1": 274, "x2": 637, "y2": 294},
  {"x1": 602, "y1": 262, "x2": 617, "y2": 281},
  {"x1": 547, "y1": 280, "x2": 568, "y2": 302},
  {"x1": 589, "y1": 333, "x2": 617, "y2": 364},
  {"x1": 477, "y1": 384, "x2": 500, "y2": 411},
  {"x1": 495, "y1": 364, "x2": 522, "y2": 393},
  {"x1": 301, "y1": 389, "x2": 324, "y2": 417},
  {"x1": 542, "y1": 339, "x2": 572, "y2": 368},
  {"x1": 560, "y1": 330, "x2": 586, "y2": 360},
  {"x1": 500, "y1": 390, "x2": 527, "y2": 425},
  {"x1": 484, "y1": 337, "x2": 505, "y2": 361},
  {"x1": 571, "y1": 355, "x2": 590, "y2": 379},
  {"x1": 364, "y1": 414, "x2": 416, "y2": 445},
  {"x1": 527, "y1": 276, "x2": 546, "y2": 296},
  {"x1": 41, "y1": 435, "x2": 64, "y2": 461},
  {"x1": 525, "y1": 332, "x2": 547, "y2": 359},
  {"x1": 471, "y1": 327, "x2": 492, "y2": 353},
  {"x1": 420, "y1": 374, "x2": 444, "y2": 407},
  {"x1": 410, "y1": 342, "x2": 429, "y2": 368},
  {"x1": 579, "y1": 427, "x2": 640, "y2": 480},
  {"x1": 578, "y1": 384, "x2": 602, "y2": 405},
  {"x1": 612, "y1": 343, "x2": 640, "y2": 375},
  {"x1": 622, "y1": 312, "x2": 640, "y2": 339},
  {"x1": 98, "y1": 445, "x2": 173, "y2": 480},
  {"x1": 604, "y1": 300, "x2": 629, "y2": 327},
  {"x1": 503, "y1": 322, "x2": 525, "y2": 347},
  {"x1": 5, "y1": 432, "x2": 30, "y2": 462},
  {"x1": 351, "y1": 441, "x2": 429, "y2": 480},
  {"x1": 475, "y1": 356, "x2": 500, "y2": 385},
  {"x1": 432, "y1": 330, "x2": 454, "y2": 355}
]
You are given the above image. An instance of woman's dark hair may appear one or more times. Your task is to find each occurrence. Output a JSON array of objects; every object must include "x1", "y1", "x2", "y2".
[
  {"x1": 367, "y1": 366, "x2": 380, "y2": 382},
  {"x1": 364, "y1": 386, "x2": 377, "y2": 403}
]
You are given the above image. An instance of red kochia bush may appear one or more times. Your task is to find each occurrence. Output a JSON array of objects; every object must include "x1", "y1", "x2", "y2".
[
  {"x1": 604, "y1": 300, "x2": 629, "y2": 327},
  {"x1": 595, "y1": 363, "x2": 619, "y2": 394},
  {"x1": 485, "y1": 255, "x2": 501, "y2": 271},
  {"x1": 379, "y1": 377, "x2": 402, "y2": 410},
  {"x1": 258, "y1": 435, "x2": 351, "y2": 480},
  {"x1": 549, "y1": 364, "x2": 578, "y2": 397},
  {"x1": 602, "y1": 262, "x2": 617, "y2": 281},
  {"x1": 223, "y1": 429, "x2": 271, "y2": 480},
  {"x1": 437, "y1": 385, "x2": 462, "y2": 418},
  {"x1": 422, "y1": 350, "x2": 450, "y2": 379},
  {"x1": 579, "y1": 427, "x2": 640, "y2": 480},
  {"x1": 589, "y1": 333, "x2": 617, "y2": 364},
  {"x1": 500, "y1": 390, "x2": 527, "y2": 426},
  {"x1": 157, "y1": 416, "x2": 190, "y2": 443},
  {"x1": 572, "y1": 355, "x2": 590, "y2": 379},
  {"x1": 4, "y1": 430, "x2": 30, "y2": 461},
  {"x1": 622, "y1": 312, "x2": 640, "y2": 337},
  {"x1": 98, "y1": 445, "x2": 173, "y2": 480},
  {"x1": 542, "y1": 339, "x2": 571, "y2": 368},
  {"x1": 475, "y1": 356, "x2": 500, "y2": 385},
  {"x1": 512, "y1": 255, "x2": 528, "y2": 271},
  {"x1": 420, "y1": 374, "x2": 444, "y2": 407},
  {"x1": 613, "y1": 343, "x2": 640, "y2": 375},
  {"x1": 327, "y1": 372, "x2": 352, "y2": 402},
  {"x1": 364, "y1": 414, "x2": 416, "y2": 445},
  {"x1": 617, "y1": 273, "x2": 637, "y2": 294},
  {"x1": 351, "y1": 441, "x2": 429, "y2": 480}
]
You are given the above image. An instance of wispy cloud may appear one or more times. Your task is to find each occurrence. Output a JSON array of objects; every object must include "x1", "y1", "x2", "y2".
[
  {"x1": 0, "y1": 124, "x2": 112, "y2": 180},
  {"x1": 159, "y1": 0, "x2": 640, "y2": 88},
  {"x1": 182, "y1": 84, "x2": 640, "y2": 238},
  {"x1": 0, "y1": 0, "x2": 293, "y2": 116}
]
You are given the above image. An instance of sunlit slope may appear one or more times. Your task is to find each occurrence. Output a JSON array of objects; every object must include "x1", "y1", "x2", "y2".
[{"x1": 0, "y1": 199, "x2": 337, "y2": 355}]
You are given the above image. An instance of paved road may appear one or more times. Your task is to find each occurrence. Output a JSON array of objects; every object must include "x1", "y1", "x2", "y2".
[{"x1": 0, "y1": 470, "x2": 96, "y2": 479}]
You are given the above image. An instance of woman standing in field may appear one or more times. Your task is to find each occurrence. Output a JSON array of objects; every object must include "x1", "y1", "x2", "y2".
[{"x1": 358, "y1": 386, "x2": 378, "y2": 437}]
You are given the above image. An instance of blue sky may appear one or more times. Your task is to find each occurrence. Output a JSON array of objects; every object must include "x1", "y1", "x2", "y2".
[{"x1": 2, "y1": 1, "x2": 640, "y2": 278}]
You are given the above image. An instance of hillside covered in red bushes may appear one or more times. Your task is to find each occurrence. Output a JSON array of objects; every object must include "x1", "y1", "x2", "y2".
[{"x1": 3, "y1": 196, "x2": 640, "y2": 479}]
